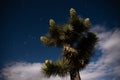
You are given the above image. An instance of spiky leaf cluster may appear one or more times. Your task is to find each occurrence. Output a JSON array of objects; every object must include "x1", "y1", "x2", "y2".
[{"x1": 42, "y1": 59, "x2": 70, "y2": 77}]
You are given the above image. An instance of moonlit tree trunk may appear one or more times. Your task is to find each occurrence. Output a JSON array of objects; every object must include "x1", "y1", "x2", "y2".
[{"x1": 70, "y1": 71, "x2": 81, "y2": 80}]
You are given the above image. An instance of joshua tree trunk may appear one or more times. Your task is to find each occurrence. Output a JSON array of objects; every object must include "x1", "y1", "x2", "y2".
[{"x1": 70, "y1": 71, "x2": 81, "y2": 80}]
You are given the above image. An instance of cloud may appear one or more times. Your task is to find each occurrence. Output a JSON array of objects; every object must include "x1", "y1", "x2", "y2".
[
  {"x1": 0, "y1": 62, "x2": 69, "y2": 80},
  {"x1": 0, "y1": 25, "x2": 120, "y2": 80},
  {"x1": 95, "y1": 26, "x2": 120, "y2": 65},
  {"x1": 80, "y1": 25, "x2": 120, "y2": 80}
]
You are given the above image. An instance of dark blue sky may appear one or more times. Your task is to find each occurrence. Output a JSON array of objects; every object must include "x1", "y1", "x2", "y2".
[{"x1": 0, "y1": 0, "x2": 120, "y2": 72}]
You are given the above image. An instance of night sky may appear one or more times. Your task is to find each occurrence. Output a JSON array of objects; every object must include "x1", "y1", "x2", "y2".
[{"x1": 0, "y1": 0, "x2": 120, "y2": 80}]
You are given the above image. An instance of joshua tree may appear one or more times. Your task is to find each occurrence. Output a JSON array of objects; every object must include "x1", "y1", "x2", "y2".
[{"x1": 40, "y1": 8, "x2": 98, "y2": 80}]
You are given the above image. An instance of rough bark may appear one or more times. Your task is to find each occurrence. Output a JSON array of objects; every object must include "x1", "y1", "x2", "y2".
[{"x1": 70, "y1": 71, "x2": 81, "y2": 80}]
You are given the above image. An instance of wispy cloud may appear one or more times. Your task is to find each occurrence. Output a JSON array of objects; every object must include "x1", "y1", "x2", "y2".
[
  {"x1": 81, "y1": 25, "x2": 120, "y2": 80},
  {"x1": 0, "y1": 62, "x2": 69, "y2": 80},
  {"x1": 0, "y1": 25, "x2": 120, "y2": 80}
]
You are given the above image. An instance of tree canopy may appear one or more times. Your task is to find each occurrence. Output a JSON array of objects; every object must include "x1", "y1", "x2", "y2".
[{"x1": 40, "y1": 8, "x2": 98, "y2": 80}]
